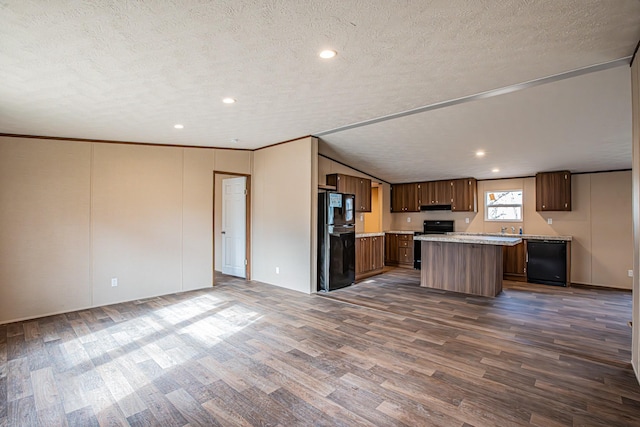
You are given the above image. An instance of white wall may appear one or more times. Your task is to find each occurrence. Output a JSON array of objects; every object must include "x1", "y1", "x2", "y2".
[
  {"x1": 0, "y1": 136, "x2": 251, "y2": 324},
  {"x1": 252, "y1": 137, "x2": 317, "y2": 293}
]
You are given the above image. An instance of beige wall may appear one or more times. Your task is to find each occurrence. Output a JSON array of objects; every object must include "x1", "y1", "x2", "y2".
[
  {"x1": 631, "y1": 56, "x2": 639, "y2": 381},
  {"x1": 253, "y1": 137, "x2": 317, "y2": 293},
  {"x1": 318, "y1": 155, "x2": 392, "y2": 233},
  {"x1": 0, "y1": 136, "x2": 251, "y2": 323},
  {"x1": 0, "y1": 137, "x2": 92, "y2": 322},
  {"x1": 91, "y1": 144, "x2": 184, "y2": 305},
  {"x1": 390, "y1": 171, "x2": 633, "y2": 289}
]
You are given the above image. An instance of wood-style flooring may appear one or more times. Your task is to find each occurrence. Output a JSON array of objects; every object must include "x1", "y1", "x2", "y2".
[{"x1": 1, "y1": 269, "x2": 639, "y2": 426}]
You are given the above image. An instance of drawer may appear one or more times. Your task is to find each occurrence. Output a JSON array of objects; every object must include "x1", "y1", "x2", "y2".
[
  {"x1": 399, "y1": 240, "x2": 411, "y2": 248},
  {"x1": 398, "y1": 234, "x2": 413, "y2": 241}
]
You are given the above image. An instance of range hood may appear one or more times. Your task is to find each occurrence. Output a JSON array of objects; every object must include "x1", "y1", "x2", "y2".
[{"x1": 420, "y1": 204, "x2": 452, "y2": 211}]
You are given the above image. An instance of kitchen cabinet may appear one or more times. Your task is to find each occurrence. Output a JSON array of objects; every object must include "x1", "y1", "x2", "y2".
[
  {"x1": 419, "y1": 180, "x2": 450, "y2": 206},
  {"x1": 503, "y1": 241, "x2": 526, "y2": 282},
  {"x1": 384, "y1": 233, "x2": 414, "y2": 267},
  {"x1": 391, "y1": 183, "x2": 419, "y2": 212},
  {"x1": 450, "y1": 178, "x2": 477, "y2": 212},
  {"x1": 385, "y1": 233, "x2": 399, "y2": 264},
  {"x1": 326, "y1": 174, "x2": 372, "y2": 212},
  {"x1": 536, "y1": 171, "x2": 571, "y2": 211},
  {"x1": 356, "y1": 235, "x2": 384, "y2": 280}
]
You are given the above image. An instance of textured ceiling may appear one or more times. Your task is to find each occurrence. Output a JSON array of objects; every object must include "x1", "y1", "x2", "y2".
[{"x1": 1, "y1": 0, "x2": 639, "y2": 182}]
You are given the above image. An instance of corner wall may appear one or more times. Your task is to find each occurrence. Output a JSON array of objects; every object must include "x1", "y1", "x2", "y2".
[
  {"x1": 0, "y1": 136, "x2": 251, "y2": 324},
  {"x1": 252, "y1": 137, "x2": 317, "y2": 293}
]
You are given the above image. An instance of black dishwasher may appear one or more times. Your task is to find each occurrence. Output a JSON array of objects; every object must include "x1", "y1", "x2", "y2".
[{"x1": 527, "y1": 240, "x2": 567, "y2": 286}]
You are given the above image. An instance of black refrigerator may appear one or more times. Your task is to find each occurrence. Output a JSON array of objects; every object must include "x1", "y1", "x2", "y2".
[{"x1": 317, "y1": 192, "x2": 356, "y2": 292}]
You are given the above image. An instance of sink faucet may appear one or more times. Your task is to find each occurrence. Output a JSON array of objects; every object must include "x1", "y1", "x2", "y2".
[
  {"x1": 511, "y1": 226, "x2": 515, "y2": 233},
  {"x1": 501, "y1": 227, "x2": 507, "y2": 234}
]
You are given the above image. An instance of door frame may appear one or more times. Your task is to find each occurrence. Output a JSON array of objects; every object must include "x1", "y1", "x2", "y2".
[{"x1": 214, "y1": 171, "x2": 251, "y2": 281}]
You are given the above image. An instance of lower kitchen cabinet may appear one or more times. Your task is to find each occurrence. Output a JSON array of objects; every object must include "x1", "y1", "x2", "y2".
[
  {"x1": 384, "y1": 233, "x2": 414, "y2": 268},
  {"x1": 356, "y1": 235, "x2": 384, "y2": 280},
  {"x1": 503, "y1": 241, "x2": 526, "y2": 281}
]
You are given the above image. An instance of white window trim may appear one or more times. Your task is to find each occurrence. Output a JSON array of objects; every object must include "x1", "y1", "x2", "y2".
[{"x1": 484, "y1": 189, "x2": 523, "y2": 222}]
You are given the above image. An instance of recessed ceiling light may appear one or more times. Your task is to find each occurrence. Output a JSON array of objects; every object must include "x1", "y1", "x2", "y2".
[
  {"x1": 222, "y1": 97, "x2": 236, "y2": 104},
  {"x1": 174, "y1": 124, "x2": 184, "y2": 129},
  {"x1": 319, "y1": 49, "x2": 337, "y2": 59},
  {"x1": 492, "y1": 168, "x2": 500, "y2": 173},
  {"x1": 475, "y1": 150, "x2": 485, "y2": 157}
]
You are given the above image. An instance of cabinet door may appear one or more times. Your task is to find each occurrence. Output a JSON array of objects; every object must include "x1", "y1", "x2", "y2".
[
  {"x1": 503, "y1": 241, "x2": 526, "y2": 278},
  {"x1": 390, "y1": 185, "x2": 403, "y2": 212},
  {"x1": 356, "y1": 237, "x2": 369, "y2": 274},
  {"x1": 391, "y1": 184, "x2": 417, "y2": 212},
  {"x1": 451, "y1": 178, "x2": 477, "y2": 212},
  {"x1": 403, "y1": 183, "x2": 419, "y2": 211},
  {"x1": 536, "y1": 171, "x2": 571, "y2": 211},
  {"x1": 421, "y1": 181, "x2": 435, "y2": 205},
  {"x1": 358, "y1": 177, "x2": 372, "y2": 212},
  {"x1": 371, "y1": 236, "x2": 384, "y2": 270},
  {"x1": 385, "y1": 233, "x2": 399, "y2": 263},
  {"x1": 434, "y1": 180, "x2": 451, "y2": 205},
  {"x1": 398, "y1": 247, "x2": 413, "y2": 265},
  {"x1": 345, "y1": 175, "x2": 359, "y2": 198}
]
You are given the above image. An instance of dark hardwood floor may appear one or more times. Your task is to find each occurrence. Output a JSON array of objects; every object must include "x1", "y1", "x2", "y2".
[{"x1": 1, "y1": 268, "x2": 638, "y2": 426}]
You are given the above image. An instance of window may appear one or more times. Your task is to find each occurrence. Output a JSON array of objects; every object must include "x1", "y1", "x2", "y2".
[{"x1": 485, "y1": 190, "x2": 522, "y2": 221}]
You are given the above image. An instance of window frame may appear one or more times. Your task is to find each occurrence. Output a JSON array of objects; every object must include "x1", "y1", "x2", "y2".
[{"x1": 484, "y1": 189, "x2": 523, "y2": 222}]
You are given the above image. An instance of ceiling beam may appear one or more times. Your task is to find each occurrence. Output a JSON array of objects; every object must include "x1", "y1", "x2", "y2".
[{"x1": 314, "y1": 57, "x2": 631, "y2": 137}]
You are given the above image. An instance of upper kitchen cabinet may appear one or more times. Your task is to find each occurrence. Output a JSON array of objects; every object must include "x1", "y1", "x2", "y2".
[
  {"x1": 326, "y1": 173, "x2": 372, "y2": 212},
  {"x1": 419, "y1": 180, "x2": 451, "y2": 206},
  {"x1": 536, "y1": 171, "x2": 571, "y2": 211},
  {"x1": 391, "y1": 183, "x2": 419, "y2": 212},
  {"x1": 450, "y1": 178, "x2": 477, "y2": 212}
]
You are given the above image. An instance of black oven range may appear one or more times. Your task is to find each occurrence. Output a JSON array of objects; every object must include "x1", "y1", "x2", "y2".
[{"x1": 414, "y1": 220, "x2": 455, "y2": 270}]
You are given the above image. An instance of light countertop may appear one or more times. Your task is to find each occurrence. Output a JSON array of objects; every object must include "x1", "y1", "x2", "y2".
[
  {"x1": 356, "y1": 232, "x2": 385, "y2": 238},
  {"x1": 414, "y1": 234, "x2": 522, "y2": 246},
  {"x1": 384, "y1": 230, "x2": 418, "y2": 235},
  {"x1": 449, "y1": 232, "x2": 572, "y2": 242}
]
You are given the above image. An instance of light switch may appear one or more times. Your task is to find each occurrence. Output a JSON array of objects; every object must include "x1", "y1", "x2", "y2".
[
  {"x1": 547, "y1": 218, "x2": 553, "y2": 225},
  {"x1": 465, "y1": 218, "x2": 469, "y2": 224},
  {"x1": 407, "y1": 217, "x2": 411, "y2": 223}
]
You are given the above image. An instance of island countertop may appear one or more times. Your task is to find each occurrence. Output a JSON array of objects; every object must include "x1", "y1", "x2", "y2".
[
  {"x1": 414, "y1": 234, "x2": 522, "y2": 246},
  {"x1": 448, "y1": 232, "x2": 572, "y2": 242}
]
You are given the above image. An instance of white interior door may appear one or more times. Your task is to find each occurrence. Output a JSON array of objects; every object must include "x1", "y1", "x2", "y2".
[{"x1": 222, "y1": 176, "x2": 246, "y2": 278}]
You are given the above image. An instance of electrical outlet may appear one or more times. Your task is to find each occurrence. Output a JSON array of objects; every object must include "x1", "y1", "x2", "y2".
[
  {"x1": 111, "y1": 277, "x2": 118, "y2": 287},
  {"x1": 547, "y1": 218, "x2": 553, "y2": 225},
  {"x1": 465, "y1": 217, "x2": 469, "y2": 224},
  {"x1": 275, "y1": 267, "x2": 280, "y2": 274},
  {"x1": 407, "y1": 217, "x2": 411, "y2": 223},
  {"x1": 628, "y1": 270, "x2": 633, "y2": 278}
]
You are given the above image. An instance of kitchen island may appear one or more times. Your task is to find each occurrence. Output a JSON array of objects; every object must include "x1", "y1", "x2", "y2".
[{"x1": 414, "y1": 234, "x2": 522, "y2": 297}]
